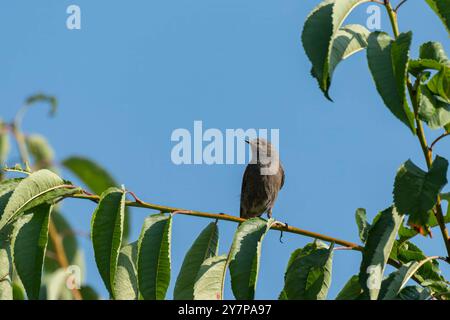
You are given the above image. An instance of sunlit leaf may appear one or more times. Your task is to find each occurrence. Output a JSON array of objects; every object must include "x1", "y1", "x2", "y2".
[
  {"x1": 137, "y1": 214, "x2": 172, "y2": 300},
  {"x1": 12, "y1": 204, "x2": 52, "y2": 300},
  {"x1": 114, "y1": 241, "x2": 139, "y2": 300},
  {"x1": 0, "y1": 224, "x2": 13, "y2": 300},
  {"x1": 355, "y1": 208, "x2": 370, "y2": 243},
  {"x1": 228, "y1": 218, "x2": 275, "y2": 300},
  {"x1": 302, "y1": 0, "x2": 370, "y2": 99},
  {"x1": 336, "y1": 275, "x2": 362, "y2": 300},
  {"x1": 428, "y1": 66, "x2": 450, "y2": 104},
  {"x1": 379, "y1": 257, "x2": 439, "y2": 300},
  {"x1": 0, "y1": 170, "x2": 80, "y2": 231},
  {"x1": 174, "y1": 222, "x2": 219, "y2": 300},
  {"x1": 193, "y1": 255, "x2": 227, "y2": 300},
  {"x1": 425, "y1": 0, "x2": 450, "y2": 35},
  {"x1": 281, "y1": 241, "x2": 334, "y2": 300},
  {"x1": 393, "y1": 156, "x2": 448, "y2": 230},
  {"x1": 367, "y1": 31, "x2": 416, "y2": 133},
  {"x1": 399, "y1": 286, "x2": 432, "y2": 300},
  {"x1": 395, "y1": 241, "x2": 443, "y2": 283},
  {"x1": 418, "y1": 85, "x2": 450, "y2": 129},
  {"x1": 91, "y1": 187, "x2": 126, "y2": 298},
  {"x1": 420, "y1": 42, "x2": 450, "y2": 66},
  {"x1": 359, "y1": 206, "x2": 403, "y2": 300}
]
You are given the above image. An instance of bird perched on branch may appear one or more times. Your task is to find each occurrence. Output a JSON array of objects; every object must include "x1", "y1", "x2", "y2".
[{"x1": 240, "y1": 138, "x2": 285, "y2": 220}]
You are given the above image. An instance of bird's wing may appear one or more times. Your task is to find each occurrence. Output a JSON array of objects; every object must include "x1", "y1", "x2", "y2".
[
  {"x1": 240, "y1": 165, "x2": 251, "y2": 217},
  {"x1": 280, "y1": 164, "x2": 285, "y2": 190}
]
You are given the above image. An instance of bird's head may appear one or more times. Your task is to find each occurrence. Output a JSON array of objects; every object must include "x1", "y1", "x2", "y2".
[{"x1": 245, "y1": 138, "x2": 279, "y2": 166}]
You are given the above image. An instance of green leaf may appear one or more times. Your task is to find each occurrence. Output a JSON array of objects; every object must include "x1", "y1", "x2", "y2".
[
  {"x1": 12, "y1": 282, "x2": 26, "y2": 300},
  {"x1": 0, "y1": 224, "x2": 13, "y2": 300},
  {"x1": 91, "y1": 187, "x2": 126, "y2": 298},
  {"x1": 336, "y1": 275, "x2": 362, "y2": 300},
  {"x1": 418, "y1": 85, "x2": 450, "y2": 129},
  {"x1": 228, "y1": 218, "x2": 275, "y2": 300},
  {"x1": 62, "y1": 156, "x2": 130, "y2": 239},
  {"x1": 420, "y1": 42, "x2": 450, "y2": 65},
  {"x1": 395, "y1": 241, "x2": 443, "y2": 282},
  {"x1": 281, "y1": 241, "x2": 334, "y2": 300},
  {"x1": 137, "y1": 214, "x2": 172, "y2": 300},
  {"x1": 62, "y1": 157, "x2": 118, "y2": 195},
  {"x1": 421, "y1": 279, "x2": 450, "y2": 299},
  {"x1": 409, "y1": 59, "x2": 443, "y2": 77},
  {"x1": 328, "y1": 24, "x2": 370, "y2": 84},
  {"x1": 12, "y1": 204, "x2": 52, "y2": 300},
  {"x1": 174, "y1": 222, "x2": 219, "y2": 300},
  {"x1": 301, "y1": 0, "x2": 370, "y2": 99},
  {"x1": 367, "y1": 31, "x2": 416, "y2": 134},
  {"x1": 398, "y1": 193, "x2": 450, "y2": 242},
  {"x1": 0, "y1": 179, "x2": 22, "y2": 300},
  {"x1": 359, "y1": 206, "x2": 403, "y2": 300},
  {"x1": 425, "y1": 0, "x2": 450, "y2": 35},
  {"x1": 428, "y1": 66, "x2": 450, "y2": 104},
  {"x1": 193, "y1": 255, "x2": 227, "y2": 300},
  {"x1": 0, "y1": 170, "x2": 80, "y2": 231},
  {"x1": 26, "y1": 134, "x2": 55, "y2": 168},
  {"x1": 0, "y1": 120, "x2": 10, "y2": 167},
  {"x1": 393, "y1": 156, "x2": 448, "y2": 229},
  {"x1": 80, "y1": 286, "x2": 100, "y2": 300},
  {"x1": 114, "y1": 241, "x2": 139, "y2": 300},
  {"x1": 409, "y1": 42, "x2": 449, "y2": 79},
  {"x1": 355, "y1": 208, "x2": 370, "y2": 243},
  {"x1": 25, "y1": 93, "x2": 58, "y2": 116},
  {"x1": 399, "y1": 286, "x2": 432, "y2": 300},
  {"x1": 0, "y1": 179, "x2": 21, "y2": 219},
  {"x1": 379, "y1": 257, "x2": 439, "y2": 300}
]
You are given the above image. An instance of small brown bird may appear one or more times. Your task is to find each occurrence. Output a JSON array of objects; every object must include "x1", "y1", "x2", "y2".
[{"x1": 240, "y1": 138, "x2": 285, "y2": 219}]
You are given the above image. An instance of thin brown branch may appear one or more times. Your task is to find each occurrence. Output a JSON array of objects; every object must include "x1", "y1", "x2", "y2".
[
  {"x1": 69, "y1": 192, "x2": 363, "y2": 250},
  {"x1": 430, "y1": 132, "x2": 450, "y2": 152},
  {"x1": 68, "y1": 191, "x2": 431, "y2": 287},
  {"x1": 394, "y1": 0, "x2": 408, "y2": 12}
]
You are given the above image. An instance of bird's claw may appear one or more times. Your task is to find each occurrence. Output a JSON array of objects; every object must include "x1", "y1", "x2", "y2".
[{"x1": 279, "y1": 222, "x2": 289, "y2": 244}]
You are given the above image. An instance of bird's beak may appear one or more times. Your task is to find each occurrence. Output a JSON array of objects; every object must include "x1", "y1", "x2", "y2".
[{"x1": 245, "y1": 140, "x2": 250, "y2": 144}]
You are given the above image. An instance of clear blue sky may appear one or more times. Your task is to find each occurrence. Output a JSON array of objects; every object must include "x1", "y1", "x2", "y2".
[{"x1": 0, "y1": 1, "x2": 448, "y2": 299}]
